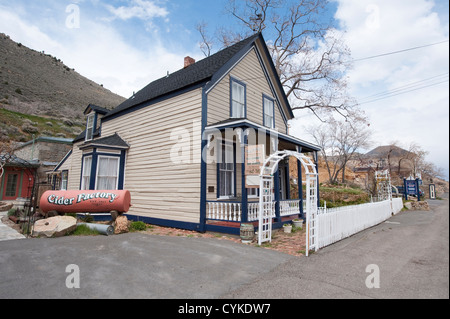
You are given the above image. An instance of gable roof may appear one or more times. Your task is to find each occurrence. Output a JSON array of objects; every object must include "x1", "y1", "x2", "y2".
[
  {"x1": 84, "y1": 104, "x2": 110, "y2": 115},
  {"x1": 103, "y1": 33, "x2": 292, "y2": 121}
]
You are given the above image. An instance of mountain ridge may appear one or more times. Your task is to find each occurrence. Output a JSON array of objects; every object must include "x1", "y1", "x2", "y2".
[{"x1": 0, "y1": 33, "x2": 126, "y2": 142}]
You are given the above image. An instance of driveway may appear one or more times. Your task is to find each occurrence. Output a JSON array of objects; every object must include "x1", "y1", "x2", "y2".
[{"x1": 0, "y1": 231, "x2": 293, "y2": 299}]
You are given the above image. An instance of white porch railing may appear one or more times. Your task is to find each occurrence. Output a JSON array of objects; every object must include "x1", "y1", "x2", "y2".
[
  {"x1": 207, "y1": 199, "x2": 301, "y2": 222},
  {"x1": 279, "y1": 199, "x2": 301, "y2": 217},
  {"x1": 247, "y1": 202, "x2": 276, "y2": 221},
  {"x1": 207, "y1": 201, "x2": 241, "y2": 221}
]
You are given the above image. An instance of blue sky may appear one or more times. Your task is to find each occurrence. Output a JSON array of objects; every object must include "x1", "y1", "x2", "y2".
[{"x1": 0, "y1": 0, "x2": 449, "y2": 180}]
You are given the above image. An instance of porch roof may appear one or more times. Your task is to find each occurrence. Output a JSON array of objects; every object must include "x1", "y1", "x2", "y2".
[
  {"x1": 78, "y1": 133, "x2": 130, "y2": 151},
  {"x1": 204, "y1": 119, "x2": 321, "y2": 152}
]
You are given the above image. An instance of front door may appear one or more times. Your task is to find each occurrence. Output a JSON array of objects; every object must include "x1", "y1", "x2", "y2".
[{"x1": 2, "y1": 171, "x2": 19, "y2": 200}]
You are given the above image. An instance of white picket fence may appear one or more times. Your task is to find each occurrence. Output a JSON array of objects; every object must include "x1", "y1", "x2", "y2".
[{"x1": 317, "y1": 198, "x2": 403, "y2": 249}]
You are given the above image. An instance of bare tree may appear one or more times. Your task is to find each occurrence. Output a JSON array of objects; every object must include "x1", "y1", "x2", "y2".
[
  {"x1": 200, "y1": 0, "x2": 355, "y2": 121},
  {"x1": 308, "y1": 115, "x2": 371, "y2": 184},
  {"x1": 196, "y1": 22, "x2": 213, "y2": 57}
]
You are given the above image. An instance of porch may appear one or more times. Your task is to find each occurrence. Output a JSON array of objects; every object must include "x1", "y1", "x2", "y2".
[
  {"x1": 202, "y1": 119, "x2": 321, "y2": 234},
  {"x1": 206, "y1": 199, "x2": 301, "y2": 224}
]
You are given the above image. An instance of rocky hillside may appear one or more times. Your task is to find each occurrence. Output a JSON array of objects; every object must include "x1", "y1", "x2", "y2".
[{"x1": 0, "y1": 33, "x2": 126, "y2": 142}]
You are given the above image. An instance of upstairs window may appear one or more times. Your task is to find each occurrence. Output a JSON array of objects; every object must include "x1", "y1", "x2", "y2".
[
  {"x1": 231, "y1": 78, "x2": 246, "y2": 118},
  {"x1": 85, "y1": 113, "x2": 95, "y2": 141},
  {"x1": 263, "y1": 96, "x2": 275, "y2": 129}
]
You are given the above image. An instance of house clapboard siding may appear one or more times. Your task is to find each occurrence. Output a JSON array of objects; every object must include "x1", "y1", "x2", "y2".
[
  {"x1": 55, "y1": 33, "x2": 321, "y2": 233},
  {"x1": 207, "y1": 47, "x2": 287, "y2": 134},
  {"x1": 66, "y1": 142, "x2": 83, "y2": 190},
  {"x1": 100, "y1": 88, "x2": 203, "y2": 223},
  {"x1": 206, "y1": 47, "x2": 287, "y2": 201}
]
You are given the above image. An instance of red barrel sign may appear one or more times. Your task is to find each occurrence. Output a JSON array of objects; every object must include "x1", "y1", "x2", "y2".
[{"x1": 40, "y1": 190, "x2": 131, "y2": 214}]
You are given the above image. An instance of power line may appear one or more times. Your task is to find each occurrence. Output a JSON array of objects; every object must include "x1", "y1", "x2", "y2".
[
  {"x1": 350, "y1": 40, "x2": 449, "y2": 63},
  {"x1": 357, "y1": 79, "x2": 449, "y2": 105},
  {"x1": 359, "y1": 73, "x2": 449, "y2": 102}
]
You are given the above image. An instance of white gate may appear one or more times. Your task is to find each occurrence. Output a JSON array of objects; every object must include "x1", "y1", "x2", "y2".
[{"x1": 258, "y1": 151, "x2": 318, "y2": 256}]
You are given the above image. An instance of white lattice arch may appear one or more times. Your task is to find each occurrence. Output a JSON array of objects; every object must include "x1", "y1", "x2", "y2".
[{"x1": 258, "y1": 151, "x2": 319, "y2": 255}]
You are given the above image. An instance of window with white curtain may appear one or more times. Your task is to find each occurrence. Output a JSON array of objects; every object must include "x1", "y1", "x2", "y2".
[
  {"x1": 96, "y1": 156, "x2": 120, "y2": 190},
  {"x1": 219, "y1": 143, "x2": 234, "y2": 198},
  {"x1": 81, "y1": 156, "x2": 92, "y2": 190},
  {"x1": 231, "y1": 79, "x2": 245, "y2": 118},
  {"x1": 264, "y1": 96, "x2": 274, "y2": 128}
]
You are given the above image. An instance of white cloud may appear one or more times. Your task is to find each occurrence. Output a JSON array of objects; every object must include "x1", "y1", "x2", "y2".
[
  {"x1": 0, "y1": 3, "x2": 193, "y2": 99},
  {"x1": 0, "y1": 5, "x2": 61, "y2": 53},
  {"x1": 105, "y1": 0, "x2": 169, "y2": 21},
  {"x1": 331, "y1": 0, "x2": 450, "y2": 179}
]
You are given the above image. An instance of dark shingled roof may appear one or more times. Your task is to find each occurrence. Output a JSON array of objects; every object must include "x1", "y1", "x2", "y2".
[
  {"x1": 84, "y1": 104, "x2": 110, "y2": 115},
  {"x1": 79, "y1": 133, "x2": 129, "y2": 150},
  {"x1": 103, "y1": 33, "x2": 260, "y2": 120}
]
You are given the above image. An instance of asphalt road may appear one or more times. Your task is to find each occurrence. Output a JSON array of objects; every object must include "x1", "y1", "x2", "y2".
[
  {"x1": 0, "y1": 194, "x2": 448, "y2": 300},
  {"x1": 224, "y1": 193, "x2": 449, "y2": 299},
  {"x1": 0, "y1": 229, "x2": 293, "y2": 299}
]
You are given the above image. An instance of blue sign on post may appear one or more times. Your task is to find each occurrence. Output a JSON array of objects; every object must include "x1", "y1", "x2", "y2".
[
  {"x1": 405, "y1": 180, "x2": 417, "y2": 195},
  {"x1": 403, "y1": 178, "x2": 421, "y2": 201}
]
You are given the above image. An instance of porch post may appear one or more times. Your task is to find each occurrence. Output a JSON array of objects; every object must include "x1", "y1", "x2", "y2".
[
  {"x1": 241, "y1": 133, "x2": 248, "y2": 222},
  {"x1": 274, "y1": 168, "x2": 281, "y2": 222},
  {"x1": 296, "y1": 146, "x2": 304, "y2": 219},
  {"x1": 297, "y1": 158, "x2": 304, "y2": 219},
  {"x1": 285, "y1": 159, "x2": 290, "y2": 199},
  {"x1": 314, "y1": 151, "x2": 320, "y2": 207}
]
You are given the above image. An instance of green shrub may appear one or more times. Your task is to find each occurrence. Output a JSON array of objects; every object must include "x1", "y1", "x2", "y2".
[
  {"x1": 130, "y1": 221, "x2": 147, "y2": 232},
  {"x1": 70, "y1": 224, "x2": 100, "y2": 236}
]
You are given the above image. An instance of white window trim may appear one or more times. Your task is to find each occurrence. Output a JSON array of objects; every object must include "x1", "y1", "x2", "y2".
[
  {"x1": 218, "y1": 143, "x2": 235, "y2": 199},
  {"x1": 94, "y1": 155, "x2": 120, "y2": 191},
  {"x1": 85, "y1": 113, "x2": 95, "y2": 142},
  {"x1": 81, "y1": 156, "x2": 92, "y2": 190},
  {"x1": 264, "y1": 96, "x2": 275, "y2": 129},
  {"x1": 61, "y1": 171, "x2": 68, "y2": 191},
  {"x1": 231, "y1": 78, "x2": 246, "y2": 119},
  {"x1": 247, "y1": 188, "x2": 259, "y2": 199}
]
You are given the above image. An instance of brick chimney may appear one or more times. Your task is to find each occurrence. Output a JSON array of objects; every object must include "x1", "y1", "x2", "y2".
[{"x1": 184, "y1": 56, "x2": 196, "y2": 68}]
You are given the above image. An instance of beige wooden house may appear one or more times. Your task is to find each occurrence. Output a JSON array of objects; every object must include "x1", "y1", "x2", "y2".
[{"x1": 56, "y1": 33, "x2": 321, "y2": 234}]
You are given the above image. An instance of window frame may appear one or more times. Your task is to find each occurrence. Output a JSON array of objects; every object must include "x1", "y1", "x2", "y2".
[
  {"x1": 60, "y1": 170, "x2": 69, "y2": 191},
  {"x1": 230, "y1": 76, "x2": 247, "y2": 119},
  {"x1": 247, "y1": 187, "x2": 259, "y2": 199},
  {"x1": 85, "y1": 113, "x2": 95, "y2": 142},
  {"x1": 95, "y1": 155, "x2": 120, "y2": 191},
  {"x1": 5, "y1": 173, "x2": 19, "y2": 198},
  {"x1": 80, "y1": 156, "x2": 92, "y2": 190},
  {"x1": 263, "y1": 94, "x2": 275, "y2": 129},
  {"x1": 217, "y1": 142, "x2": 236, "y2": 199}
]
